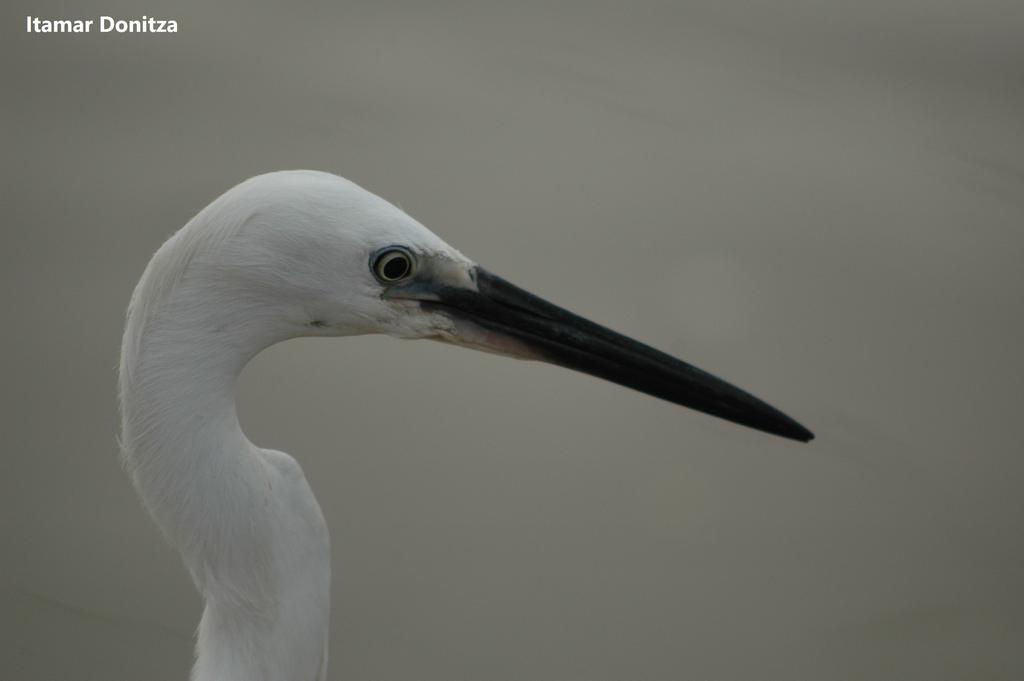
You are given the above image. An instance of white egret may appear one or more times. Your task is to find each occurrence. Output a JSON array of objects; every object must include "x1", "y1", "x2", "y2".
[{"x1": 119, "y1": 170, "x2": 812, "y2": 681}]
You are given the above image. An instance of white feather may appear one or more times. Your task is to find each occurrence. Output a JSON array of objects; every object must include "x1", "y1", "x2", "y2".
[{"x1": 119, "y1": 170, "x2": 468, "y2": 681}]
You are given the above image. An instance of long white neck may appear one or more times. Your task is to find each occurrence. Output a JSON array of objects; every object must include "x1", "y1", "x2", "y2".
[{"x1": 120, "y1": 262, "x2": 330, "y2": 681}]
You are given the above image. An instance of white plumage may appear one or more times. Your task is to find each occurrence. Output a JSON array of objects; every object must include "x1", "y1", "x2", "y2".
[
  {"x1": 119, "y1": 170, "x2": 810, "y2": 681},
  {"x1": 120, "y1": 171, "x2": 463, "y2": 680}
]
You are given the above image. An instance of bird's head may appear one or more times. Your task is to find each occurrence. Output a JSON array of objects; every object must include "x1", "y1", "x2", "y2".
[{"x1": 169, "y1": 170, "x2": 812, "y2": 442}]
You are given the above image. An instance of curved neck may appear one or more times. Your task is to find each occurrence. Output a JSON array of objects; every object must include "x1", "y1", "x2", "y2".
[
  {"x1": 120, "y1": 295, "x2": 265, "y2": 566},
  {"x1": 120, "y1": 290, "x2": 329, "y2": 681}
]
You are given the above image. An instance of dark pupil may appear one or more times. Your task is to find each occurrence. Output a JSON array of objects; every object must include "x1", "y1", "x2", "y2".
[{"x1": 382, "y1": 254, "x2": 409, "y2": 280}]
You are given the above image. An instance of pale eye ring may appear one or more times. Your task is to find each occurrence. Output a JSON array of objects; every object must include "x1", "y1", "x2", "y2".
[{"x1": 372, "y1": 247, "x2": 415, "y2": 282}]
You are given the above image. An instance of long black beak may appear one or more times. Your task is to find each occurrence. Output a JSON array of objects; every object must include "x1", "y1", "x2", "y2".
[{"x1": 419, "y1": 267, "x2": 813, "y2": 442}]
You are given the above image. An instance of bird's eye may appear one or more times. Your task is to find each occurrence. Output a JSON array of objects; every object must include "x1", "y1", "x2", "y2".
[{"x1": 372, "y1": 248, "x2": 414, "y2": 282}]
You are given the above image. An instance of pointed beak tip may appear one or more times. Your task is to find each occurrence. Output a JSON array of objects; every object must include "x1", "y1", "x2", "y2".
[
  {"x1": 783, "y1": 422, "x2": 815, "y2": 443},
  {"x1": 796, "y1": 429, "x2": 815, "y2": 444}
]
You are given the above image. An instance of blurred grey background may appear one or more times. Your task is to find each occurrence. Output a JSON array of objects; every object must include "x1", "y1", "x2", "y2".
[{"x1": 2, "y1": 1, "x2": 1023, "y2": 679}]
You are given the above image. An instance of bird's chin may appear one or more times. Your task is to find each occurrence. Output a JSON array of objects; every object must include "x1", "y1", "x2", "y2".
[{"x1": 429, "y1": 315, "x2": 544, "y2": 361}]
